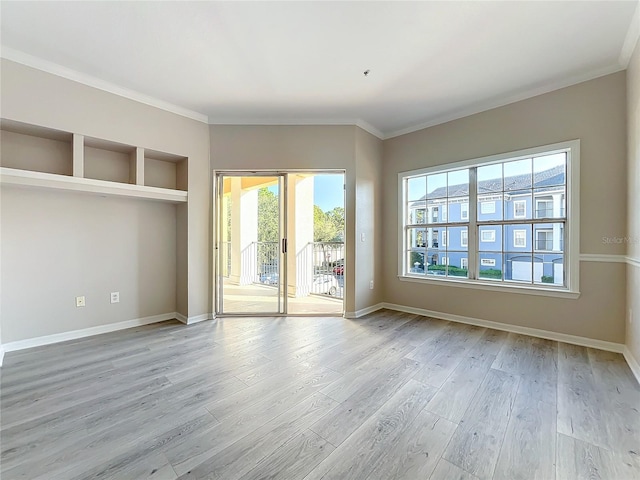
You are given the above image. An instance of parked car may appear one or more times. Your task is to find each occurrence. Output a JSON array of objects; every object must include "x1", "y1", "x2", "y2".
[
  {"x1": 259, "y1": 271, "x2": 279, "y2": 285},
  {"x1": 332, "y1": 259, "x2": 344, "y2": 276},
  {"x1": 313, "y1": 274, "x2": 340, "y2": 296}
]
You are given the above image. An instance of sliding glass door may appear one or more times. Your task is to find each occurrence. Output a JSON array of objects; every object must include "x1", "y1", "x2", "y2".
[
  {"x1": 216, "y1": 173, "x2": 286, "y2": 314},
  {"x1": 215, "y1": 170, "x2": 345, "y2": 316}
]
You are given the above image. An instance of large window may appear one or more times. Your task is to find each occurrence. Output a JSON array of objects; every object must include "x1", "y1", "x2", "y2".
[{"x1": 399, "y1": 140, "x2": 580, "y2": 296}]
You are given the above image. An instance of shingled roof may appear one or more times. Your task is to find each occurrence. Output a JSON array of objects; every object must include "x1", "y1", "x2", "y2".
[{"x1": 423, "y1": 165, "x2": 565, "y2": 199}]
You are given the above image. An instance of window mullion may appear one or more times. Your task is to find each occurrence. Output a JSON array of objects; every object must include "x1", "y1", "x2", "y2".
[{"x1": 468, "y1": 167, "x2": 478, "y2": 280}]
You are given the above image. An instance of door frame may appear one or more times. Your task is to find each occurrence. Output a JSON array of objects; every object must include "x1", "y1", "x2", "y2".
[{"x1": 213, "y1": 169, "x2": 346, "y2": 317}]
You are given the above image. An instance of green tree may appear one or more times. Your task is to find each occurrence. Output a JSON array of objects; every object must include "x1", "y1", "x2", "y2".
[
  {"x1": 258, "y1": 187, "x2": 279, "y2": 242},
  {"x1": 314, "y1": 206, "x2": 344, "y2": 242}
]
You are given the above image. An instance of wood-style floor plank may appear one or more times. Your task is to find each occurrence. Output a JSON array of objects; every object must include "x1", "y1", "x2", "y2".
[
  {"x1": 2, "y1": 312, "x2": 639, "y2": 480},
  {"x1": 442, "y1": 369, "x2": 520, "y2": 480},
  {"x1": 304, "y1": 380, "x2": 437, "y2": 480}
]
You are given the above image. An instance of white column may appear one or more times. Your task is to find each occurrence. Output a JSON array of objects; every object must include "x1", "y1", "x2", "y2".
[
  {"x1": 229, "y1": 178, "x2": 258, "y2": 285},
  {"x1": 287, "y1": 175, "x2": 314, "y2": 297}
]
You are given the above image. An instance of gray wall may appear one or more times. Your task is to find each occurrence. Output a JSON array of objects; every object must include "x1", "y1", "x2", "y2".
[
  {"x1": 1, "y1": 189, "x2": 176, "y2": 341},
  {"x1": 382, "y1": 72, "x2": 628, "y2": 343},
  {"x1": 0, "y1": 59, "x2": 210, "y2": 342},
  {"x1": 209, "y1": 124, "x2": 385, "y2": 314},
  {"x1": 1, "y1": 56, "x2": 635, "y2": 349},
  {"x1": 627, "y1": 37, "x2": 640, "y2": 362},
  {"x1": 355, "y1": 127, "x2": 384, "y2": 311}
]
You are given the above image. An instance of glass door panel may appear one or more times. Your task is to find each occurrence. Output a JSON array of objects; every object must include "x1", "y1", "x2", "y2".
[{"x1": 216, "y1": 174, "x2": 286, "y2": 314}]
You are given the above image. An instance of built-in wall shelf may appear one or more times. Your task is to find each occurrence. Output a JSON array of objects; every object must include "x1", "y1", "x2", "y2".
[
  {"x1": 0, "y1": 167, "x2": 188, "y2": 203},
  {"x1": 0, "y1": 118, "x2": 189, "y2": 203}
]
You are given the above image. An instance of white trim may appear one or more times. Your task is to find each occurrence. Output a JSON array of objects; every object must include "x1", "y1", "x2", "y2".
[
  {"x1": 208, "y1": 117, "x2": 384, "y2": 140},
  {"x1": 619, "y1": 0, "x2": 640, "y2": 67},
  {"x1": 579, "y1": 254, "x2": 628, "y2": 263},
  {"x1": 1, "y1": 312, "x2": 179, "y2": 353},
  {"x1": 513, "y1": 229, "x2": 527, "y2": 248},
  {"x1": 627, "y1": 256, "x2": 640, "y2": 268},
  {"x1": 481, "y1": 229, "x2": 496, "y2": 243},
  {"x1": 0, "y1": 346, "x2": 5, "y2": 367},
  {"x1": 0, "y1": 167, "x2": 188, "y2": 203},
  {"x1": 383, "y1": 65, "x2": 624, "y2": 140},
  {"x1": 398, "y1": 274, "x2": 580, "y2": 299},
  {"x1": 344, "y1": 303, "x2": 385, "y2": 319},
  {"x1": 175, "y1": 312, "x2": 188, "y2": 324},
  {"x1": 1, "y1": 47, "x2": 209, "y2": 123},
  {"x1": 623, "y1": 346, "x2": 640, "y2": 385},
  {"x1": 382, "y1": 302, "x2": 624, "y2": 353},
  {"x1": 186, "y1": 313, "x2": 213, "y2": 325},
  {"x1": 513, "y1": 200, "x2": 527, "y2": 219}
]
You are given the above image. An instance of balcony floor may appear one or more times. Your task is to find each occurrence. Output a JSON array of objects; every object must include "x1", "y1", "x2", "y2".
[{"x1": 219, "y1": 279, "x2": 343, "y2": 315}]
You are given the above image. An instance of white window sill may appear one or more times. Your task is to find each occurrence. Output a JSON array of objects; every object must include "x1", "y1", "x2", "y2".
[{"x1": 398, "y1": 274, "x2": 580, "y2": 299}]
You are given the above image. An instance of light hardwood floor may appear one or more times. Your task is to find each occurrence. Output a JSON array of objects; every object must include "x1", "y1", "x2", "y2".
[{"x1": 1, "y1": 310, "x2": 639, "y2": 480}]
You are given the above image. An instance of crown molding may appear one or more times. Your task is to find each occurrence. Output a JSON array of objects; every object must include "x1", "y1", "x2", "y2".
[
  {"x1": 207, "y1": 117, "x2": 384, "y2": 139},
  {"x1": 0, "y1": 46, "x2": 209, "y2": 124},
  {"x1": 383, "y1": 63, "x2": 626, "y2": 140},
  {"x1": 619, "y1": 0, "x2": 640, "y2": 67}
]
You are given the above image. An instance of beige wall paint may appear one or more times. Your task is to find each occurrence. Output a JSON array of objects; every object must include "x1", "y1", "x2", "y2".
[
  {"x1": 210, "y1": 124, "x2": 383, "y2": 314},
  {"x1": 383, "y1": 72, "x2": 628, "y2": 343},
  {"x1": 1, "y1": 59, "x2": 210, "y2": 343},
  {"x1": 355, "y1": 128, "x2": 384, "y2": 311},
  {"x1": 1, "y1": 188, "x2": 177, "y2": 342},
  {"x1": 627, "y1": 38, "x2": 640, "y2": 362}
]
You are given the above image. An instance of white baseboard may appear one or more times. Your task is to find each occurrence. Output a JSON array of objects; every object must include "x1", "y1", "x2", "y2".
[
  {"x1": 623, "y1": 346, "x2": 640, "y2": 384},
  {"x1": 0, "y1": 346, "x2": 5, "y2": 367},
  {"x1": 186, "y1": 313, "x2": 213, "y2": 325},
  {"x1": 1, "y1": 312, "x2": 180, "y2": 354},
  {"x1": 176, "y1": 312, "x2": 213, "y2": 325},
  {"x1": 344, "y1": 303, "x2": 385, "y2": 319},
  {"x1": 628, "y1": 256, "x2": 640, "y2": 268},
  {"x1": 381, "y1": 302, "x2": 625, "y2": 354}
]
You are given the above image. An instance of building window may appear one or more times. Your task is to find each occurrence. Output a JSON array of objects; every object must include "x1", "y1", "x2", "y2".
[
  {"x1": 461, "y1": 203, "x2": 469, "y2": 220},
  {"x1": 431, "y1": 206, "x2": 439, "y2": 223},
  {"x1": 399, "y1": 140, "x2": 579, "y2": 295},
  {"x1": 536, "y1": 199, "x2": 554, "y2": 218},
  {"x1": 536, "y1": 229, "x2": 553, "y2": 251},
  {"x1": 481, "y1": 229, "x2": 495, "y2": 242},
  {"x1": 514, "y1": 230, "x2": 526, "y2": 248},
  {"x1": 481, "y1": 201, "x2": 495, "y2": 214}
]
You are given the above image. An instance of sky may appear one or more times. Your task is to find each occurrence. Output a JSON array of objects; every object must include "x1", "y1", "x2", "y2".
[
  {"x1": 314, "y1": 174, "x2": 344, "y2": 212},
  {"x1": 267, "y1": 173, "x2": 344, "y2": 212}
]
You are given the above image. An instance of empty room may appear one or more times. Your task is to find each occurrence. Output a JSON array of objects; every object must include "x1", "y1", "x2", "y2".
[{"x1": 1, "y1": 1, "x2": 639, "y2": 479}]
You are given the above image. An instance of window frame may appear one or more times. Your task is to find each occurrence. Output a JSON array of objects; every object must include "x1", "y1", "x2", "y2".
[
  {"x1": 461, "y1": 203, "x2": 469, "y2": 220},
  {"x1": 513, "y1": 229, "x2": 527, "y2": 248},
  {"x1": 481, "y1": 229, "x2": 495, "y2": 243},
  {"x1": 513, "y1": 200, "x2": 527, "y2": 219},
  {"x1": 398, "y1": 140, "x2": 580, "y2": 298},
  {"x1": 460, "y1": 229, "x2": 468, "y2": 247}
]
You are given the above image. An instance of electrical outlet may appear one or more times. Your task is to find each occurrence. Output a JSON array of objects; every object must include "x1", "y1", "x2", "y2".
[
  {"x1": 360, "y1": 233, "x2": 365, "y2": 242},
  {"x1": 76, "y1": 296, "x2": 86, "y2": 307},
  {"x1": 110, "y1": 292, "x2": 120, "y2": 304},
  {"x1": 369, "y1": 280, "x2": 374, "y2": 289}
]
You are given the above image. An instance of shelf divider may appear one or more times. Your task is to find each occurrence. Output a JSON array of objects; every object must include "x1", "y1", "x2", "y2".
[{"x1": 73, "y1": 134, "x2": 84, "y2": 178}]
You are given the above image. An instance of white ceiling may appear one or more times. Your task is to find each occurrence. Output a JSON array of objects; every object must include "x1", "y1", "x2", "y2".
[{"x1": 1, "y1": 1, "x2": 638, "y2": 138}]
